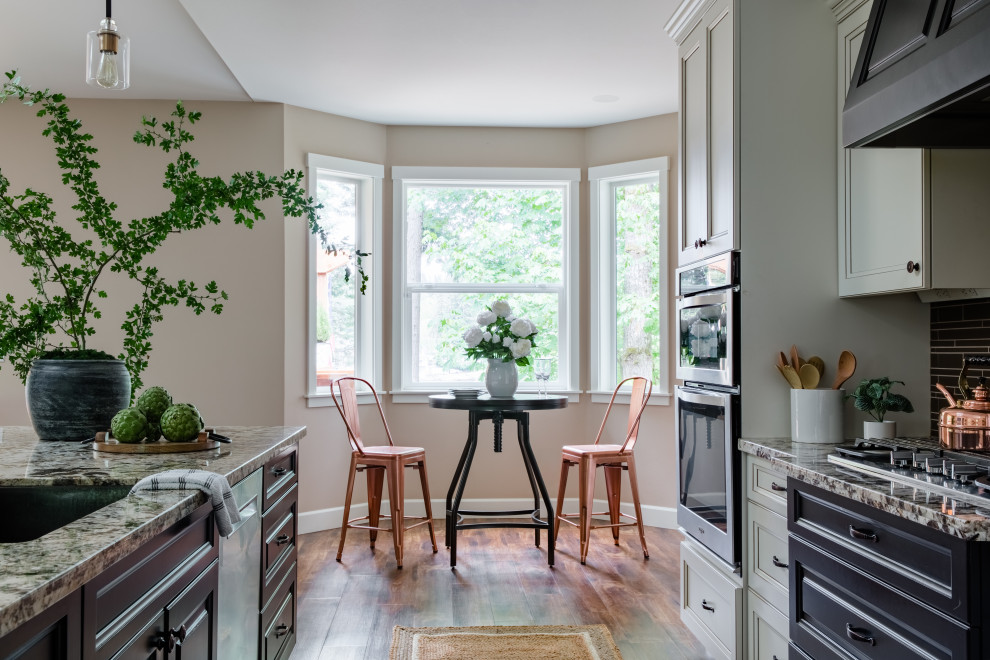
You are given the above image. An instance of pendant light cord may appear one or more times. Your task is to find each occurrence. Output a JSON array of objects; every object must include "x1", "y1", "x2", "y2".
[{"x1": 106, "y1": 0, "x2": 112, "y2": 19}]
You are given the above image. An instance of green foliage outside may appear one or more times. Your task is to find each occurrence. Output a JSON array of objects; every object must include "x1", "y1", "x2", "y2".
[
  {"x1": 316, "y1": 307, "x2": 331, "y2": 344},
  {"x1": 614, "y1": 181, "x2": 661, "y2": 383},
  {"x1": 0, "y1": 72, "x2": 358, "y2": 393}
]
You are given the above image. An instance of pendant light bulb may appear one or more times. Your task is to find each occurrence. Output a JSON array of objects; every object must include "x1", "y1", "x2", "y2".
[{"x1": 86, "y1": 6, "x2": 130, "y2": 90}]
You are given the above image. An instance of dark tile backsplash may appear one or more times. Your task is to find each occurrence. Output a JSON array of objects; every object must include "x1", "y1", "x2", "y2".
[{"x1": 930, "y1": 300, "x2": 990, "y2": 436}]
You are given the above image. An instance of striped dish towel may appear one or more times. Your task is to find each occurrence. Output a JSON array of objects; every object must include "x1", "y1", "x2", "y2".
[{"x1": 130, "y1": 469, "x2": 241, "y2": 537}]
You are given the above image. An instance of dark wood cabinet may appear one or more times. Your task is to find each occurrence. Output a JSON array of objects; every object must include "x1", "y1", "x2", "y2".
[
  {"x1": 260, "y1": 445, "x2": 297, "y2": 660},
  {"x1": 0, "y1": 590, "x2": 81, "y2": 660},
  {"x1": 788, "y1": 479, "x2": 990, "y2": 660},
  {"x1": 83, "y1": 499, "x2": 218, "y2": 660}
]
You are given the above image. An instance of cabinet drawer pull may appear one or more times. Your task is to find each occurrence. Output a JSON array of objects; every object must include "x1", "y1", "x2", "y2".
[
  {"x1": 275, "y1": 623, "x2": 289, "y2": 639},
  {"x1": 906, "y1": 260, "x2": 920, "y2": 273},
  {"x1": 771, "y1": 555, "x2": 787, "y2": 568},
  {"x1": 848, "y1": 525, "x2": 878, "y2": 542},
  {"x1": 846, "y1": 623, "x2": 876, "y2": 646},
  {"x1": 769, "y1": 482, "x2": 786, "y2": 492},
  {"x1": 276, "y1": 533, "x2": 291, "y2": 546},
  {"x1": 694, "y1": 238, "x2": 708, "y2": 249},
  {"x1": 271, "y1": 466, "x2": 288, "y2": 477},
  {"x1": 701, "y1": 599, "x2": 715, "y2": 612}
]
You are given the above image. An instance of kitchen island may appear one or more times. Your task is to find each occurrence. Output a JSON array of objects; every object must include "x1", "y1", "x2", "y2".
[
  {"x1": 737, "y1": 437, "x2": 990, "y2": 660},
  {"x1": 739, "y1": 436, "x2": 990, "y2": 540},
  {"x1": 0, "y1": 425, "x2": 303, "y2": 652}
]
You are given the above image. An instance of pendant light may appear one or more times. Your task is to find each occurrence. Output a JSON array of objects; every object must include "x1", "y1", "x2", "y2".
[{"x1": 86, "y1": 0, "x2": 130, "y2": 90}]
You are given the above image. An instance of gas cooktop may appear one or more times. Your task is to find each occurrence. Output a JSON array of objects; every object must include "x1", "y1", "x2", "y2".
[{"x1": 827, "y1": 438, "x2": 990, "y2": 515}]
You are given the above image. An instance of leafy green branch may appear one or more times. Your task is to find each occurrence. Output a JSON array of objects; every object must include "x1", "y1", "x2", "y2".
[{"x1": 0, "y1": 71, "x2": 367, "y2": 392}]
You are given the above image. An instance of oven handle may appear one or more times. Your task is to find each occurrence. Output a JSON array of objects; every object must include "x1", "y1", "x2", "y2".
[{"x1": 677, "y1": 387, "x2": 732, "y2": 407}]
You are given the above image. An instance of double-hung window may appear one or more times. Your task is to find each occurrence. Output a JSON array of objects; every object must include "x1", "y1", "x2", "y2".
[
  {"x1": 589, "y1": 157, "x2": 669, "y2": 402},
  {"x1": 306, "y1": 154, "x2": 383, "y2": 404},
  {"x1": 392, "y1": 167, "x2": 580, "y2": 397}
]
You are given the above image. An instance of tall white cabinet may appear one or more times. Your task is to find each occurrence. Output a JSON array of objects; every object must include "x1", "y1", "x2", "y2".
[
  {"x1": 673, "y1": 0, "x2": 738, "y2": 267},
  {"x1": 835, "y1": 0, "x2": 990, "y2": 297}
]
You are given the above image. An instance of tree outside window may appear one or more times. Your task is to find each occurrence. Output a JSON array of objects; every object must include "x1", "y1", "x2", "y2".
[
  {"x1": 590, "y1": 158, "x2": 669, "y2": 399},
  {"x1": 394, "y1": 167, "x2": 579, "y2": 393}
]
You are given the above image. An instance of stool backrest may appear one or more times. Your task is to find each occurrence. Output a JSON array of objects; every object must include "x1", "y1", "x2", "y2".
[
  {"x1": 329, "y1": 377, "x2": 394, "y2": 454},
  {"x1": 593, "y1": 376, "x2": 653, "y2": 452}
]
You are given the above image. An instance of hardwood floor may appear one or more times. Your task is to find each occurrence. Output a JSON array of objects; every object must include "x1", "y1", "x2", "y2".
[{"x1": 293, "y1": 521, "x2": 711, "y2": 659}]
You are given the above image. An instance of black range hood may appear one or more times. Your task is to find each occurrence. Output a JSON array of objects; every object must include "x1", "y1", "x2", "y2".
[{"x1": 843, "y1": 0, "x2": 990, "y2": 148}]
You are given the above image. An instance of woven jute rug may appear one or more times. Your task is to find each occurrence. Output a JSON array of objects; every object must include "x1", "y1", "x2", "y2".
[{"x1": 389, "y1": 624, "x2": 623, "y2": 660}]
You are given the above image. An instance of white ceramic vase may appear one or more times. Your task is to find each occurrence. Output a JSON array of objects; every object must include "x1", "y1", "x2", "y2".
[
  {"x1": 485, "y1": 358, "x2": 518, "y2": 397},
  {"x1": 863, "y1": 420, "x2": 896, "y2": 440}
]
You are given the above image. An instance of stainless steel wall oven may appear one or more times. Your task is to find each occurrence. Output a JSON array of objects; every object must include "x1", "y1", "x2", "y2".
[
  {"x1": 676, "y1": 383, "x2": 740, "y2": 567},
  {"x1": 675, "y1": 251, "x2": 741, "y2": 568}
]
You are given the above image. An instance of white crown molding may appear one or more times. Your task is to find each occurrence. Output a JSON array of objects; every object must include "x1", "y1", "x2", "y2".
[{"x1": 664, "y1": 0, "x2": 715, "y2": 45}]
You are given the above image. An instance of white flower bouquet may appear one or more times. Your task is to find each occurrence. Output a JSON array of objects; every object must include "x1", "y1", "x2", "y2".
[{"x1": 462, "y1": 299, "x2": 538, "y2": 366}]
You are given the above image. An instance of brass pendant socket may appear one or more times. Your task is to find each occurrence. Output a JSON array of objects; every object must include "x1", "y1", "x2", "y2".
[{"x1": 98, "y1": 29, "x2": 119, "y2": 54}]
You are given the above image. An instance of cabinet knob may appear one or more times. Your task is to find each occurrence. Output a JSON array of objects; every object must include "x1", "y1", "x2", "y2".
[
  {"x1": 848, "y1": 525, "x2": 879, "y2": 542},
  {"x1": 275, "y1": 623, "x2": 290, "y2": 639},
  {"x1": 169, "y1": 625, "x2": 187, "y2": 649},
  {"x1": 272, "y1": 466, "x2": 288, "y2": 477},
  {"x1": 276, "y1": 533, "x2": 291, "y2": 546},
  {"x1": 906, "y1": 260, "x2": 920, "y2": 273},
  {"x1": 694, "y1": 238, "x2": 708, "y2": 249},
  {"x1": 701, "y1": 599, "x2": 715, "y2": 612},
  {"x1": 846, "y1": 623, "x2": 876, "y2": 646}
]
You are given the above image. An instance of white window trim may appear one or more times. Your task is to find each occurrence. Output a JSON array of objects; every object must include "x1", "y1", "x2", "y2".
[
  {"x1": 391, "y1": 166, "x2": 581, "y2": 401},
  {"x1": 305, "y1": 154, "x2": 384, "y2": 407},
  {"x1": 589, "y1": 157, "x2": 670, "y2": 405}
]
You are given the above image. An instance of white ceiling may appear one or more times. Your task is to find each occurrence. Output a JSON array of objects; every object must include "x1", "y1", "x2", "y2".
[{"x1": 0, "y1": 0, "x2": 680, "y2": 128}]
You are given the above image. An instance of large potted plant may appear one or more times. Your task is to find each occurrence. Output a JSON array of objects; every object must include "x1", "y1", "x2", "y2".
[
  {"x1": 0, "y1": 72, "x2": 359, "y2": 439},
  {"x1": 849, "y1": 376, "x2": 914, "y2": 439}
]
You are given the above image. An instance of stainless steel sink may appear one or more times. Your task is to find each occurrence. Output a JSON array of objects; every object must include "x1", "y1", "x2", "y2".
[{"x1": 0, "y1": 484, "x2": 132, "y2": 543}]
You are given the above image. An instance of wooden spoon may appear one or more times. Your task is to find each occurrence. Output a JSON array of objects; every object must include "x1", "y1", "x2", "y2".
[
  {"x1": 799, "y1": 363, "x2": 821, "y2": 389},
  {"x1": 807, "y1": 356, "x2": 825, "y2": 379},
  {"x1": 831, "y1": 350, "x2": 857, "y2": 389},
  {"x1": 776, "y1": 352, "x2": 787, "y2": 370},
  {"x1": 781, "y1": 364, "x2": 803, "y2": 389},
  {"x1": 790, "y1": 345, "x2": 801, "y2": 371}
]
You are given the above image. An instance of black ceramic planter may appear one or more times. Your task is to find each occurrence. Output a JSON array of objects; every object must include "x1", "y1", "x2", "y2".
[{"x1": 25, "y1": 359, "x2": 131, "y2": 441}]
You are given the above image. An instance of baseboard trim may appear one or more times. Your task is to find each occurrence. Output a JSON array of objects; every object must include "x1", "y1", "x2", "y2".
[{"x1": 298, "y1": 498, "x2": 677, "y2": 535}]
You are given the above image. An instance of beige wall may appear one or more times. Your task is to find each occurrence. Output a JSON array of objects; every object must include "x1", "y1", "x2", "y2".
[
  {"x1": 0, "y1": 99, "x2": 288, "y2": 428},
  {"x1": 0, "y1": 96, "x2": 680, "y2": 524}
]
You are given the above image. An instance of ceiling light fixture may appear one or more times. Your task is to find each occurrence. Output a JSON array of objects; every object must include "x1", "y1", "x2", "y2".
[{"x1": 86, "y1": 0, "x2": 130, "y2": 90}]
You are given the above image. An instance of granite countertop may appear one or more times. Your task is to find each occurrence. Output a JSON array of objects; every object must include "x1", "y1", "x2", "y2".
[
  {"x1": 0, "y1": 425, "x2": 305, "y2": 638},
  {"x1": 740, "y1": 437, "x2": 990, "y2": 542}
]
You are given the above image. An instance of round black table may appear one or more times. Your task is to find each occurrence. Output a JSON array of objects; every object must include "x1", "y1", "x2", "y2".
[{"x1": 428, "y1": 393, "x2": 568, "y2": 567}]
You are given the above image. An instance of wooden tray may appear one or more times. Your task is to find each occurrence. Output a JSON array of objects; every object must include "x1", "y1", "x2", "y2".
[{"x1": 93, "y1": 430, "x2": 222, "y2": 453}]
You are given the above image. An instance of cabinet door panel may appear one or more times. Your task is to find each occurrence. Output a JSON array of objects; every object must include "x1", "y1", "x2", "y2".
[
  {"x1": 708, "y1": 3, "x2": 734, "y2": 252},
  {"x1": 837, "y1": 2, "x2": 929, "y2": 297},
  {"x1": 0, "y1": 590, "x2": 81, "y2": 660},
  {"x1": 681, "y1": 35, "x2": 708, "y2": 262},
  {"x1": 167, "y1": 561, "x2": 218, "y2": 660}
]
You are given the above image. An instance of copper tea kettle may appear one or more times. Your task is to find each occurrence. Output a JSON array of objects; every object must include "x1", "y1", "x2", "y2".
[{"x1": 938, "y1": 356, "x2": 990, "y2": 450}]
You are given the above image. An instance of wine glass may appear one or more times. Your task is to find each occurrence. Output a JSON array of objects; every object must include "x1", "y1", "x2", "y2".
[{"x1": 534, "y1": 358, "x2": 552, "y2": 397}]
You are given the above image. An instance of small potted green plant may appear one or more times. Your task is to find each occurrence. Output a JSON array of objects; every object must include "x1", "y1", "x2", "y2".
[{"x1": 849, "y1": 377, "x2": 914, "y2": 439}]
